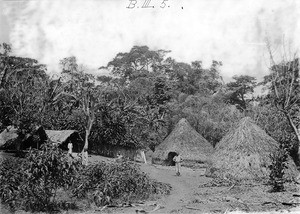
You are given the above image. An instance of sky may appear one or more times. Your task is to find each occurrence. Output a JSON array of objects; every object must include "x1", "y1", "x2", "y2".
[{"x1": 0, "y1": 0, "x2": 300, "y2": 82}]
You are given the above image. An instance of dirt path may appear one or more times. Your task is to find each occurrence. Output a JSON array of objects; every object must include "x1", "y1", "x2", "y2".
[
  {"x1": 138, "y1": 164, "x2": 211, "y2": 213},
  {"x1": 2, "y1": 153, "x2": 299, "y2": 214},
  {"x1": 88, "y1": 154, "x2": 211, "y2": 212},
  {"x1": 122, "y1": 163, "x2": 300, "y2": 214},
  {"x1": 86, "y1": 155, "x2": 300, "y2": 214}
]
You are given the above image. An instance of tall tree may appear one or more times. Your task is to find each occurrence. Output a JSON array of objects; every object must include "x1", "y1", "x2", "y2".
[
  {"x1": 102, "y1": 46, "x2": 168, "y2": 83},
  {"x1": 101, "y1": 46, "x2": 174, "y2": 148},
  {"x1": 263, "y1": 42, "x2": 300, "y2": 158},
  {"x1": 60, "y1": 57, "x2": 104, "y2": 162},
  {"x1": 202, "y1": 60, "x2": 224, "y2": 94},
  {"x1": 0, "y1": 43, "x2": 48, "y2": 133},
  {"x1": 225, "y1": 75, "x2": 257, "y2": 111},
  {"x1": 165, "y1": 59, "x2": 224, "y2": 95}
]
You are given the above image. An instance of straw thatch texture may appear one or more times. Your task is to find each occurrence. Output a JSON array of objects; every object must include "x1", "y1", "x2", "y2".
[
  {"x1": 0, "y1": 126, "x2": 18, "y2": 148},
  {"x1": 207, "y1": 117, "x2": 298, "y2": 180},
  {"x1": 0, "y1": 126, "x2": 48, "y2": 150},
  {"x1": 153, "y1": 118, "x2": 214, "y2": 163},
  {"x1": 45, "y1": 130, "x2": 77, "y2": 144},
  {"x1": 45, "y1": 130, "x2": 84, "y2": 152}
]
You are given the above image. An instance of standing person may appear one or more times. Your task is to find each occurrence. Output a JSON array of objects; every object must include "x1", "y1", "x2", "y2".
[
  {"x1": 140, "y1": 150, "x2": 147, "y2": 164},
  {"x1": 173, "y1": 153, "x2": 183, "y2": 176},
  {"x1": 67, "y1": 142, "x2": 73, "y2": 158}
]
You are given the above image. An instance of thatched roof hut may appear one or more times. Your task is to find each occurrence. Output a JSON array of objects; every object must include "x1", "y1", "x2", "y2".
[
  {"x1": 21, "y1": 126, "x2": 48, "y2": 150},
  {"x1": 45, "y1": 130, "x2": 84, "y2": 152},
  {"x1": 206, "y1": 117, "x2": 298, "y2": 180},
  {"x1": 153, "y1": 118, "x2": 214, "y2": 165},
  {"x1": 0, "y1": 126, "x2": 48, "y2": 150},
  {"x1": 0, "y1": 126, "x2": 18, "y2": 148}
]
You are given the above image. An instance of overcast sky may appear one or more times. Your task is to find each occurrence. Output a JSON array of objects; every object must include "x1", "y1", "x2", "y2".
[{"x1": 0, "y1": 0, "x2": 299, "y2": 82}]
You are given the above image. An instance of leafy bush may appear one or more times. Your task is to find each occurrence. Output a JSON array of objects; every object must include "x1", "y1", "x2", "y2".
[
  {"x1": 23, "y1": 143, "x2": 82, "y2": 210},
  {"x1": 1, "y1": 145, "x2": 171, "y2": 211},
  {"x1": 0, "y1": 143, "x2": 82, "y2": 212},
  {"x1": 0, "y1": 157, "x2": 27, "y2": 210},
  {"x1": 72, "y1": 161, "x2": 171, "y2": 206},
  {"x1": 268, "y1": 144, "x2": 289, "y2": 192}
]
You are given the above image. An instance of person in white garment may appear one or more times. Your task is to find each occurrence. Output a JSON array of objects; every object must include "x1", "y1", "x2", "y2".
[
  {"x1": 67, "y1": 142, "x2": 73, "y2": 158},
  {"x1": 173, "y1": 153, "x2": 183, "y2": 176},
  {"x1": 140, "y1": 150, "x2": 147, "y2": 164}
]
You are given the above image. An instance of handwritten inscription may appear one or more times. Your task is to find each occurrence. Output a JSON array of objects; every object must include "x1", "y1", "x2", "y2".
[{"x1": 127, "y1": 0, "x2": 178, "y2": 9}]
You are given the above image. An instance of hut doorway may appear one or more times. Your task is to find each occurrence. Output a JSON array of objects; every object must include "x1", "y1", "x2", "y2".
[{"x1": 165, "y1": 152, "x2": 178, "y2": 166}]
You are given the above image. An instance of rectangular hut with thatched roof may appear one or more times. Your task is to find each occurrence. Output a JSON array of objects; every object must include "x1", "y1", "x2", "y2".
[
  {"x1": 0, "y1": 126, "x2": 48, "y2": 151},
  {"x1": 0, "y1": 126, "x2": 18, "y2": 149},
  {"x1": 152, "y1": 118, "x2": 214, "y2": 167},
  {"x1": 206, "y1": 117, "x2": 299, "y2": 181},
  {"x1": 45, "y1": 130, "x2": 84, "y2": 152}
]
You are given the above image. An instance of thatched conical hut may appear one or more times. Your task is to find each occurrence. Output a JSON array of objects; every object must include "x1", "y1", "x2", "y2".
[
  {"x1": 206, "y1": 117, "x2": 298, "y2": 180},
  {"x1": 153, "y1": 118, "x2": 214, "y2": 166}
]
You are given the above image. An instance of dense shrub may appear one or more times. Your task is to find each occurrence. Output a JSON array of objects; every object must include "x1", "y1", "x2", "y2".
[
  {"x1": 1, "y1": 146, "x2": 171, "y2": 211},
  {"x1": 0, "y1": 157, "x2": 27, "y2": 210},
  {"x1": 0, "y1": 143, "x2": 81, "y2": 212},
  {"x1": 268, "y1": 144, "x2": 289, "y2": 192},
  {"x1": 72, "y1": 161, "x2": 171, "y2": 206}
]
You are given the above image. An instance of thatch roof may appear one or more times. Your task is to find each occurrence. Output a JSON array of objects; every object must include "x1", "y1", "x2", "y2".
[
  {"x1": 45, "y1": 130, "x2": 84, "y2": 152},
  {"x1": 207, "y1": 117, "x2": 298, "y2": 180},
  {"x1": 153, "y1": 118, "x2": 214, "y2": 163},
  {"x1": 0, "y1": 126, "x2": 47, "y2": 150},
  {"x1": 45, "y1": 130, "x2": 78, "y2": 145},
  {"x1": 0, "y1": 126, "x2": 18, "y2": 148}
]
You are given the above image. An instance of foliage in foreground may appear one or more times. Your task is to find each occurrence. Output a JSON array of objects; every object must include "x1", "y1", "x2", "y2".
[
  {"x1": 72, "y1": 161, "x2": 171, "y2": 206},
  {"x1": 0, "y1": 144, "x2": 171, "y2": 212},
  {"x1": 0, "y1": 143, "x2": 81, "y2": 212}
]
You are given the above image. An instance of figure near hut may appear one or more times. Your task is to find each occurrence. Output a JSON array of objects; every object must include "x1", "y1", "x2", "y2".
[
  {"x1": 173, "y1": 153, "x2": 183, "y2": 176},
  {"x1": 68, "y1": 142, "x2": 73, "y2": 158}
]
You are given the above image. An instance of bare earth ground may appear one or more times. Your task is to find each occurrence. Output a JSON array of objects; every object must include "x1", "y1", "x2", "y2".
[
  {"x1": 1, "y1": 152, "x2": 300, "y2": 214},
  {"x1": 81, "y1": 155, "x2": 300, "y2": 214}
]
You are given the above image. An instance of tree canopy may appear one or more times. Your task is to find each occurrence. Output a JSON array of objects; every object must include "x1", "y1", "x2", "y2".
[{"x1": 1, "y1": 43, "x2": 299, "y2": 165}]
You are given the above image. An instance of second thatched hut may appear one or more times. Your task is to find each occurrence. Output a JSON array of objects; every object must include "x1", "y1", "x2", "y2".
[
  {"x1": 206, "y1": 117, "x2": 298, "y2": 180},
  {"x1": 152, "y1": 118, "x2": 214, "y2": 166},
  {"x1": 45, "y1": 130, "x2": 84, "y2": 152}
]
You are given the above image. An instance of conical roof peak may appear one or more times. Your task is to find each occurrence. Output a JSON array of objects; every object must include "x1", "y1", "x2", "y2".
[{"x1": 153, "y1": 118, "x2": 213, "y2": 162}]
